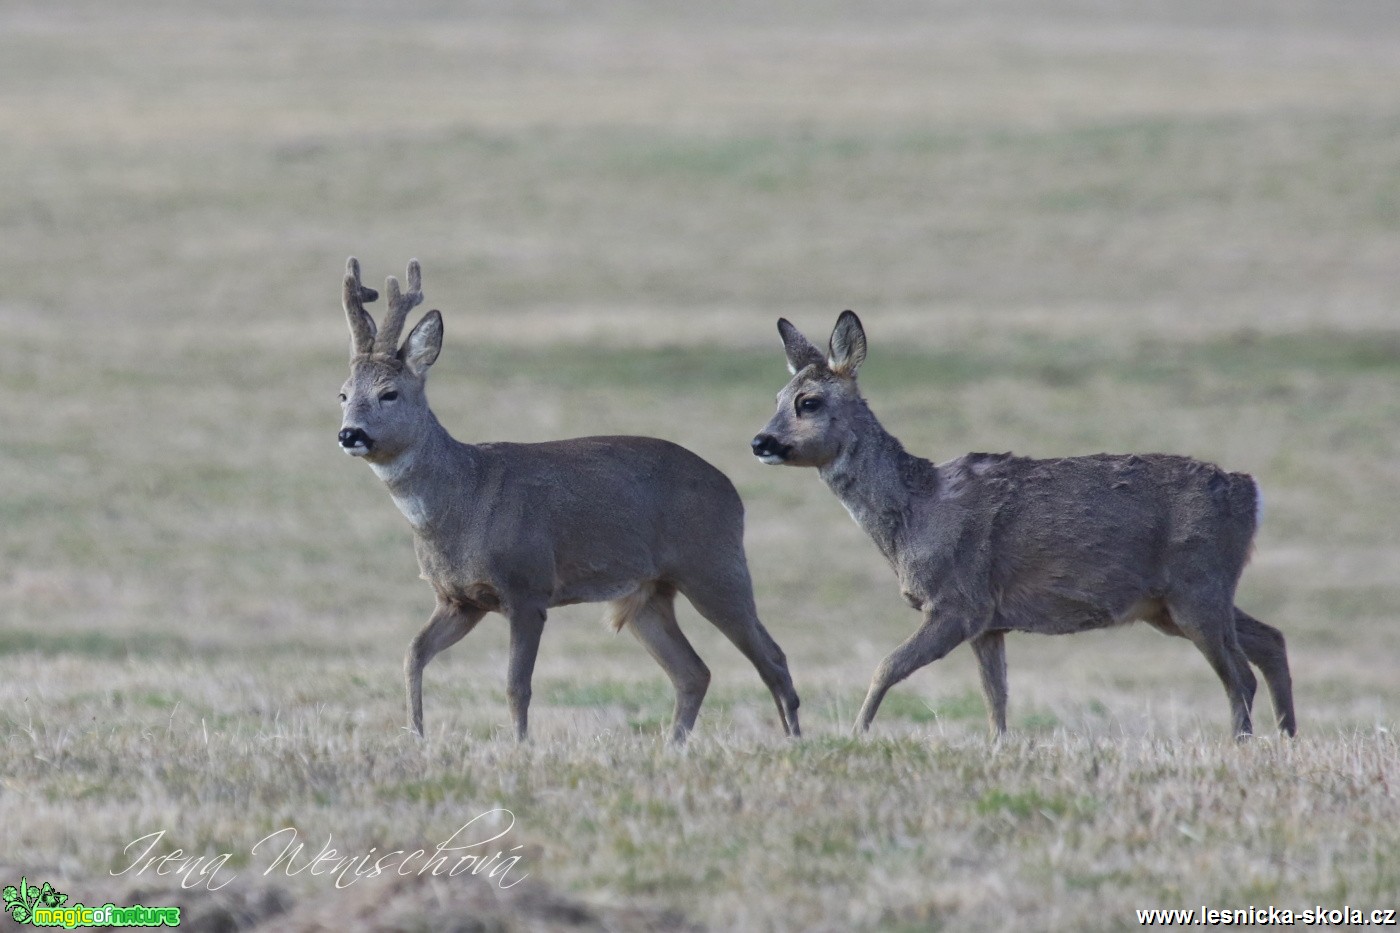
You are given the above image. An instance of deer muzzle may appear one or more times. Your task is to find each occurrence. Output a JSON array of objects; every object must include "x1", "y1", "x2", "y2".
[
  {"x1": 339, "y1": 427, "x2": 374, "y2": 456},
  {"x1": 751, "y1": 434, "x2": 792, "y2": 465}
]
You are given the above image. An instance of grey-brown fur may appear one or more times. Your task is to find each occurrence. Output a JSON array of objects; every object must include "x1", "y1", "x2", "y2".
[
  {"x1": 752, "y1": 311, "x2": 1295, "y2": 739},
  {"x1": 337, "y1": 258, "x2": 800, "y2": 742}
]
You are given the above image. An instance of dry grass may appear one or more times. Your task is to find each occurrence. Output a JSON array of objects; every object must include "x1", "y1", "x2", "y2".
[{"x1": 3, "y1": 1, "x2": 1400, "y2": 930}]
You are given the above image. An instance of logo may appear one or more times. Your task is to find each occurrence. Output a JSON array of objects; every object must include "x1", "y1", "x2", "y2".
[
  {"x1": 3, "y1": 879, "x2": 63, "y2": 925},
  {"x1": 3, "y1": 878, "x2": 180, "y2": 928}
]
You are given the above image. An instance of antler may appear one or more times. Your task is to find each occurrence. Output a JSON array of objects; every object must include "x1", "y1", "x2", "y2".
[
  {"x1": 343, "y1": 257, "x2": 380, "y2": 357},
  {"x1": 373, "y1": 259, "x2": 424, "y2": 356}
]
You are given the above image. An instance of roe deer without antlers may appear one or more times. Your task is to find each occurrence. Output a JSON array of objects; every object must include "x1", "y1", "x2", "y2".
[
  {"x1": 336, "y1": 258, "x2": 800, "y2": 742},
  {"x1": 751, "y1": 311, "x2": 1296, "y2": 739}
]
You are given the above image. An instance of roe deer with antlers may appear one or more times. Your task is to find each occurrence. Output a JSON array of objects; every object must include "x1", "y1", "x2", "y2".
[
  {"x1": 336, "y1": 258, "x2": 800, "y2": 742},
  {"x1": 751, "y1": 311, "x2": 1295, "y2": 739}
]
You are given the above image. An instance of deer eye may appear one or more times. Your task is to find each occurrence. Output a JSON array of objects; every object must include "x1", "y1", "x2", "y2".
[
  {"x1": 338, "y1": 392, "x2": 347, "y2": 403},
  {"x1": 380, "y1": 390, "x2": 399, "y2": 402},
  {"x1": 797, "y1": 396, "x2": 823, "y2": 414}
]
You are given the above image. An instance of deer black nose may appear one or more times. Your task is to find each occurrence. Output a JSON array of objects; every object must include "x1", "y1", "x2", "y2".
[
  {"x1": 339, "y1": 427, "x2": 373, "y2": 450},
  {"x1": 751, "y1": 434, "x2": 789, "y2": 461}
]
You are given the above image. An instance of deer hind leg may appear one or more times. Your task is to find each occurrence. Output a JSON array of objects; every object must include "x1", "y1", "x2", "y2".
[
  {"x1": 971, "y1": 630, "x2": 1008, "y2": 738},
  {"x1": 613, "y1": 584, "x2": 711, "y2": 743},
  {"x1": 406, "y1": 602, "x2": 487, "y2": 737},
  {"x1": 678, "y1": 567, "x2": 802, "y2": 738},
  {"x1": 1233, "y1": 608, "x2": 1297, "y2": 736},
  {"x1": 1166, "y1": 596, "x2": 1257, "y2": 739},
  {"x1": 856, "y1": 614, "x2": 969, "y2": 735}
]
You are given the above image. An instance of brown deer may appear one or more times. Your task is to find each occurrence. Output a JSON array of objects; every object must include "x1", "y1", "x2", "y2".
[
  {"x1": 751, "y1": 311, "x2": 1295, "y2": 739},
  {"x1": 336, "y1": 258, "x2": 800, "y2": 742}
]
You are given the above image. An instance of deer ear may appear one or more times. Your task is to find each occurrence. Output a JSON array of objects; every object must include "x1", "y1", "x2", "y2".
[
  {"x1": 401, "y1": 310, "x2": 443, "y2": 374},
  {"x1": 777, "y1": 318, "x2": 825, "y2": 375},
  {"x1": 827, "y1": 310, "x2": 866, "y2": 377}
]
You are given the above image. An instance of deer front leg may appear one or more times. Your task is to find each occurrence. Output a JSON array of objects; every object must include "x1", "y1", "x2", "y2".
[
  {"x1": 971, "y1": 630, "x2": 1008, "y2": 738},
  {"x1": 406, "y1": 602, "x2": 486, "y2": 737},
  {"x1": 855, "y1": 614, "x2": 969, "y2": 734},
  {"x1": 505, "y1": 602, "x2": 548, "y2": 741}
]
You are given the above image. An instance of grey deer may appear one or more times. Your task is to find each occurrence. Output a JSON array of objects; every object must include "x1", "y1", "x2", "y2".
[
  {"x1": 336, "y1": 258, "x2": 800, "y2": 742},
  {"x1": 751, "y1": 311, "x2": 1295, "y2": 739}
]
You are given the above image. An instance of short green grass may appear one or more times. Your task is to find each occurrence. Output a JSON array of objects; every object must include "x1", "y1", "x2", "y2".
[{"x1": 3, "y1": 1, "x2": 1400, "y2": 930}]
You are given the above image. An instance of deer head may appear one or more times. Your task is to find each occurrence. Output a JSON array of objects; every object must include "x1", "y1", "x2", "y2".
[
  {"x1": 337, "y1": 257, "x2": 443, "y2": 462},
  {"x1": 751, "y1": 310, "x2": 870, "y2": 468}
]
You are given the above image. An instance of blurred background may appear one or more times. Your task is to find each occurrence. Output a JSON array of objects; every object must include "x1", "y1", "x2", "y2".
[
  {"x1": 6, "y1": 0, "x2": 1397, "y2": 720},
  {"x1": 2, "y1": 0, "x2": 1399, "y2": 926}
]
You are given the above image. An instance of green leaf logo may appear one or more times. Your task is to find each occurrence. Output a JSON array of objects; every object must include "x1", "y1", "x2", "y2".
[
  {"x1": 39, "y1": 882, "x2": 66, "y2": 909},
  {"x1": 1, "y1": 876, "x2": 69, "y2": 924},
  {"x1": 2, "y1": 876, "x2": 67, "y2": 925}
]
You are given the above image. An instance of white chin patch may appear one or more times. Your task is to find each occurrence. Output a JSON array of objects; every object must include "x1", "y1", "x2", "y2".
[
  {"x1": 342, "y1": 444, "x2": 370, "y2": 458},
  {"x1": 757, "y1": 454, "x2": 786, "y2": 465}
]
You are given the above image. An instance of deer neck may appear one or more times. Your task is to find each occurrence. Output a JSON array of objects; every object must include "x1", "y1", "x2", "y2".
[
  {"x1": 817, "y1": 406, "x2": 933, "y2": 562},
  {"x1": 368, "y1": 414, "x2": 475, "y2": 531}
]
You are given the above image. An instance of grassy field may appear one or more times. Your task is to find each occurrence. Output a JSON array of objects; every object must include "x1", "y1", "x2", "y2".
[{"x1": 3, "y1": 1, "x2": 1399, "y2": 929}]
